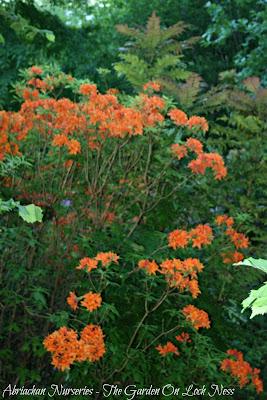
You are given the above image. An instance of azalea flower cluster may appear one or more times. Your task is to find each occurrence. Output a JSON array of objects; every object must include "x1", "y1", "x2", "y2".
[
  {"x1": 25, "y1": 65, "x2": 74, "y2": 95},
  {"x1": 220, "y1": 349, "x2": 263, "y2": 394},
  {"x1": 68, "y1": 252, "x2": 120, "y2": 310},
  {"x1": 182, "y1": 304, "x2": 211, "y2": 330},
  {"x1": 43, "y1": 324, "x2": 105, "y2": 371},
  {"x1": 138, "y1": 257, "x2": 204, "y2": 298},
  {"x1": 156, "y1": 331, "x2": 191, "y2": 357},
  {"x1": 215, "y1": 215, "x2": 249, "y2": 264},
  {"x1": 171, "y1": 137, "x2": 227, "y2": 180},
  {"x1": 4, "y1": 67, "x2": 169, "y2": 159},
  {"x1": 143, "y1": 81, "x2": 161, "y2": 92},
  {"x1": 169, "y1": 108, "x2": 209, "y2": 132},
  {"x1": 67, "y1": 291, "x2": 102, "y2": 312},
  {"x1": 76, "y1": 251, "x2": 119, "y2": 272},
  {"x1": 1, "y1": 65, "x2": 227, "y2": 182},
  {"x1": 137, "y1": 222, "x2": 215, "y2": 297},
  {"x1": 43, "y1": 251, "x2": 120, "y2": 370},
  {"x1": 0, "y1": 110, "x2": 30, "y2": 160},
  {"x1": 156, "y1": 307, "x2": 209, "y2": 357},
  {"x1": 156, "y1": 341, "x2": 179, "y2": 356},
  {"x1": 168, "y1": 224, "x2": 213, "y2": 249}
]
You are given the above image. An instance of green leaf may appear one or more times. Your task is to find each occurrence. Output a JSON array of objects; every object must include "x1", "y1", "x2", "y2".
[
  {"x1": 18, "y1": 204, "x2": 43, "y2": 223},
  {"x1": 0, "y1": 33, "x2": 5, "y2": 44},
  {"x1": 45, "y1": 31, "x2": 55, "y2": 42},
  {"x1": 49, "y1": 311, "x2": 69, "y2": 327},
  {"x1": 234, "y1": 257, "x2": 267, "y2": 274},
  {"x1": 32, "y1": 290, "x2": 47, "y2": 309},
  {"x1": 0, "y1": 198, "x2": 17, "y2": 213},
  {"x1": 250, "y1": 304, "x2": 267, "y2": 319},
  {"x1": 242, "y1": 282, "x2": 267, "y2": 318}
]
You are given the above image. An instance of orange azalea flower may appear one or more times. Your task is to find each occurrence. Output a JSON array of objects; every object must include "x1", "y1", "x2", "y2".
[
  {"x1": 107, "y1": 88, "x2": 119, "y2": 95},
  {"x1": 139, "y1": 94, "x2": 165, "y2": 127},
  {"x1": 156, "y1": 341, "x2": 179, "y2": 356},
  {"x1": 44, "y1": 324, "x2": 105, "y2": 370},
  {"x1": 226, "y1": 229, "x2": 249, "y2": 249},
  {"x1": 185, "y1": 138, "x2": 203, "y2": 155},
  {"x1": 187, "y1": 115, "x2": 209, "y2": 132},
  {"x1": 222, "y1": 251, "x2": 244, "y2": 264},
  {"x1": 216, "y1": 215, "x2": 249, "y2": 252},
  {"x1": 76, "y1": 257, "x2": 98, "y2": 272},
  {"x1": 95, "y1": 251, "x2": 119, "y2": 267},
  {"x1": 66, "y1": 291, "x2": 78, "y2": 311},
  {"x1": 52, "y1": 134, "x2": 68, "y2": 147},
  {"x1": 168, "y1": 108, "x2": 188, "y2": 126},
  {"x1": 189, "y1": 224, "x2": 213, "y2": 249},
  {"x1": 171, "y1": 144, "x2": 188, "y2": 160},
  {"x1": 22, "y1": 88, "x2": 39, "y2": 101},
  {"x1": 175, "y1": 332, "x2": 191, "y2": 343},
  {"x1": 43, "y1": 327, "x2": 80, "y2": 371},
  {"x1": 182, "y1": 304, "x2": 210, "y2": 330},
  {"x1": 78, "y1": 324, "x2": 105, "y2": 362},
  {"x1": 168, "y1": 229, "x2": 190, "y2": 249},
  {"x1": 251, "y1": 369, "x2": 264, "y2": 394},
  {"x1": 221, "y1": 349, "x2": 263, "y2": 393},
  {"x1": 79, "y1": 83, "x2": 97, "y2": 96},
  {"x1": 51, "y1": 353, "x2": 75, "y2": 371},
  {"x1": 188, "y1": 279, "x2": 201, "y2": 298},
  {"x1": 43, "y1": 326, "x2": 77, "y2": 353},
  {"x1": 30, "y1": 66, "x2": 43, "y2": 75},
  {"x1": 66, "y1": 139, "x2": 81, "y2": 155},
  {"x1": 225, "y1": 217, "x2": 234, "y2": 227},
  {"x1": 215, "y1": 214, "x2": 234, "y2": 227},
  {"x1": 5, "y1": 78, "x2": 162, "y2": 160},
  {"x1": 160, "y1": 259, "x2": 176, "y2": 275},
  {"x1": 159, "y1": 258, "x2": 203, "y2": 298},
  {"x1": 143, "y1": 81, "x2": 161, "y2": 92},
  {"x1": 28, "y1": 78, "x2": 47, "y2": 91},
  {"x1": 183, "y1": 258, "x2": 204, "y2": 273},
  {"x1": 209, "y1": 154, "x2": 228, "y2": 180},
  {"x1": 138, "y1": 259, "x2": 159, "y2": 275},
  {"x1": 188, "y1": 152, "x2": 227, "y2": 180},
  {"x1": 81, "y1": 292, "x2": 102, "y2": 312}
]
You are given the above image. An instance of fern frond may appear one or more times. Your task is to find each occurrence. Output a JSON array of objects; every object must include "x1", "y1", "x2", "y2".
[
  {"x1": 152, "y1": 54, "x2": 183, "y2": 75},
  {"x1": 161, "y1": 21, "x2": 188, "y2": 41},
  {"x1": 176, "y1": 73, "x2": 202, "y2": 109},
  {"x1": 114, "y1": 54, "x2": 149, "y2": 88},
  {"x1": 146, "y1": 11, "x2": 161, "y2": 36},
  {"x1": 243, "y1": 76, "x2": 260, "y2": 93},
  {"x1": 157, "y1": 42, "x2": 183, "y2": 56},
  {"x1": 180, "y1": 36, "x2": 200, "y2": 49},
  {"x1": 115, "y1": 12, "x2": 198, "y2": 95},
  {"x1": 116, "y1": 24, "x2": 141, "y2": 39}
]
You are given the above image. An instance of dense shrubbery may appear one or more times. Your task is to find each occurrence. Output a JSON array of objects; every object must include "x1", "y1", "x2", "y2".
[
  {"x1": 0, "y1": 2, "x2": 267, "y2": 399},
  {"x1": 0, "y1": 65, "x2": 266, "y2": 399}
]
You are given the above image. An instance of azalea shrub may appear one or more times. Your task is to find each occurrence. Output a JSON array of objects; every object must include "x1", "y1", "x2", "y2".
[{"x1": 0, "y1": 66, "x2": 265, "y2": 398}]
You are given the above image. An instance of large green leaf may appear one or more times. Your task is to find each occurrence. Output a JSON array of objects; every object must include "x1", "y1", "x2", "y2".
[
  {"x1": 233, "y1": 257, "x2": 267, "y2": 274},
  {"x1": 235, "y1": 257, "x2": 267, "y2": 318},
  {"x1": 242, "y1": 283, "x2": 267, "y2": 318},
  {"x1": 18, "y1": 204, "x2": 43, "y2": 224}
]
